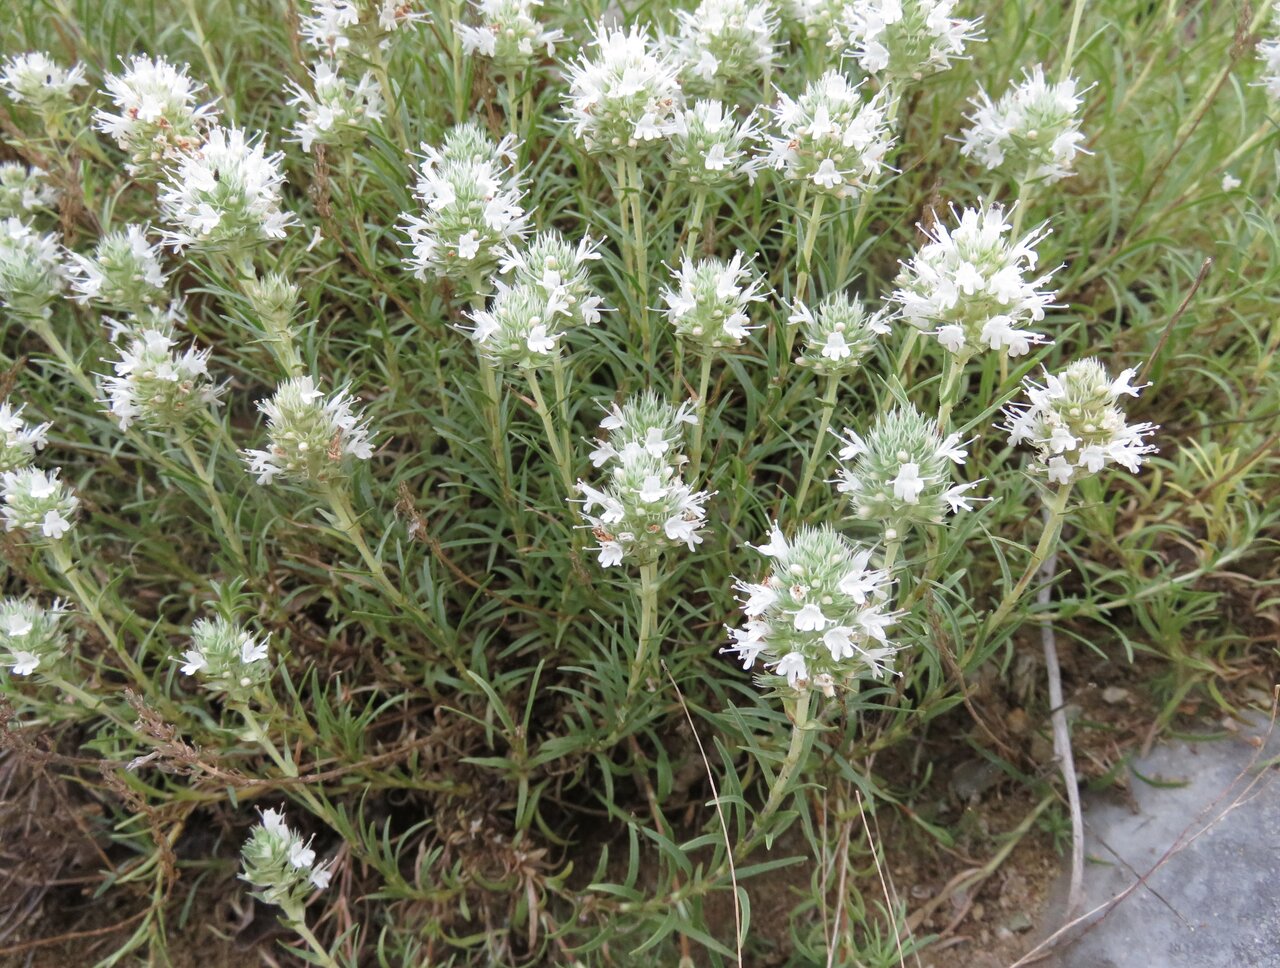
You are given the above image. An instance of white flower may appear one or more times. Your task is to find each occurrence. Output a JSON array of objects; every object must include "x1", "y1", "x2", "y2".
[
  {"x1": 0, "y1": 52, "x2": 86, "y2": 113},
  {"x1": 562, "y1": 25, "x2": 683, "y2": 154},
  {"x1": 726, "y1": 526, "x2": 899, "y2": 693},
  {"x1": 836, "y1": 405, "x2": 985, "y2": 533},
  {"x1": 794, "y1": 602, "x2": 827, "y2": 631},
  {"x1": 894, "y1": 203, "x2": 1056, "y2": 360},
  {"x1": 665, "y1": 100, "x2": 763, "y2": 187},
  {"x1": 961, "y1": 66, "x2": 1087, "y2": 184},
  {"x1": 288, "y1": 61, "x2": 384, "y2": 153},
  {"x1": 243, "y1": 376, "x2": 374, "y2": 486},
  {"x1": 95, "y1": 55, "x2": 218, "y2": 173},
  {"x1": 1, "y1": 467, "x2": 79, "y2": 542},
  {"x1": 99, "y1": 318, "x2": 223, "y2": 432},
  {"x1": 457, "y1": 0, "x2": 562, "y2": 72},
  {"x1": 0, "y1": 217, "x2": 65, "y2": 319},
  {"x1": 241, "y1": 807, "x2": 332, "y2": 909},
  {"x1": 830, "y1": 0, "x2": 981, "y2": 81},
  {"x1": 668, "y1": 0, "x2": 778, "y2": 94},
  {"x1": 0, "y1": 400, "x2": 50, "y2": 473},
  {"x1": 9, "y1": 650, "x2": 39, "y2": 675},
  {"x1": 0, "y1": 597, "x2": 68, "y2": 677},
  {"x1": 765, "y1": 71, "x2": 895, "y2": 199},
  {"x1": 661, "y1": 251, "x2": 768, "y2": 348},
  {"x1": 158, "y1": 126, "x2": 295, "y2": 250},
  {"x1": 1221, "y1": 173, "x2": 1241, "y2": 191},
  {"x1": 1003, "y1": 358, "x2": 1158, "y2": 485},
  {"x1": 66, "y1": 225, "x2": 169, "y2": 311},
  {"x1": 181, "y1": 616, "x2": 271, "y2": 697}
]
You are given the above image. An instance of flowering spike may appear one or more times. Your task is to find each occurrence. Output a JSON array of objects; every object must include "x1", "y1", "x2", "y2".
[
  {"x1": 1003, "y1": 359, "x2": 1158, "y2": 484},
  {"x1": 725, "y1": 525, "x2": 898, "y2": 695},
  {"x1": 0, "y1": 597, "x2": 69, "y2": 678},
  {"x1": 830, "y1": 0, "x2": 981, "y2": 81},
  {"x1": 1, "y1": 467, "x2": 79, "y2": 541},
  {"x1": 243, "y1": 376, "x2": 374, "y2": 486},
  {"x1": 961, "y1": 66, "x2": 1088, "y2": 184}
]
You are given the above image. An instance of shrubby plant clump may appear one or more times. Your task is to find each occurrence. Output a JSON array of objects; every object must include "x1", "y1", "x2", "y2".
[{"x1": 0, "y1": 0, "x2": 1276, "y2": 964}]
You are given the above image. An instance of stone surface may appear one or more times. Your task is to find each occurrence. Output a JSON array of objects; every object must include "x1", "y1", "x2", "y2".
[{"x1": 1042, "y1": 714, "x2": 1280, "y2": 968}]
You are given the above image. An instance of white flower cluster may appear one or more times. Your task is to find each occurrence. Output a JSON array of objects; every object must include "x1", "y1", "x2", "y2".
[
  {"x1": 457, "y1": 0, "x2": 563, "y2": 73},
  {"x1": 469, "y1": 232, "x2": 602, "y2": 367},
  {"x1": 0, "y1": 217, "x2": 65, "y2": 318},
  {"x1": 0, "y1": 401, "x2": 50, "y2": 473},
  {"x1": 961, "y1": 66, "x2": 1087, "y2": 184},
  {"x1": 587, "y1": 391, "x2": 698, "y2": 468},
  {"x1": 99, "y1": 318, "x2": 223, "y2": 432},
  {"x1": 0, "y1": 52, "x2": 85, "y2": 114},
  {"x1": 1258, "y1": 3, "x2": 1280, "y2": 101},
  {"x1": 834, "y1": 404, "x2": 981, "y2": 537},
  {"x1": 0, "y1": 164, "x2": 57, "y2": 218},
  {"x1": 240, "y1": 807, "x2": 332, "y2": 911},
  {"x1": 0, "y1": 597, "x2": 68, "y2": 678},
  {"x1": 95, "y1": 55, "x2": 218, "y2": 174},
  {"x1": 244, "y1": 376, "x2": 374, "y2": 486},
  {"x1": 563, "y1": 25, "x2": 683, "y2": 153},
  {"x1": 403, "y1": 123, "x2": 529, "y2": 283},
  {"x1": 179, "y1": 616, "x2": 271, "y2": 700},
  {"x1": 790, "y1": 290, "x2": 892, "y2": 374},
  {"x1": 300, "y1": 0, "x2": 428, "y2": 60},
  {"x1": 1004, "y1": 359, "x2": 1157, "y2": 485},
  {"x1": 574, "y1": 393, "x2": 710, "y2": 568},
  {"x1": 669, "y1": 0, "x2": 778, "y2": 94},
  {"x1": 781, "y1": 0, "x2": 846, "y2": 44},
  {"x1": 725, "y1": 524, "x2": 897, "y2": 694},
  {"x1": 498, "y1": 231, "x2": 604, "y2": 330},
  {"x1": 665, "y1": 101, "x2": 763, "y2": 188},
  {"x1": 158, "y1": 126, "x2": 295, "y2": 251},
  {"x1": 894, "y1": 203, "x2": 1055, "y2": 359},
  {"x1": 287, "y1": 62, "x2": 384, "y2": 154},
  {"x1": 831, "y1": 0, "x2": 981, "y2": 81},
  {"x1": 661, "y1": 251, "x2": 768, "y2": 349},
  {"x1": 764, "y1": 71, "x2": 896, "y2": 198},
  {"x1": 65, "y1": 225, "x2": 169, "y2": 312},
  {"x1": 1, "y1": 467, "x2": 79, "y2": 541}
]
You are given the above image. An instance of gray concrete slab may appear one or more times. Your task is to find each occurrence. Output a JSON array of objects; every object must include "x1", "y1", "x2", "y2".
[{"x1": 1043, "y1": 713, "x2": 1280, "y2": 968}]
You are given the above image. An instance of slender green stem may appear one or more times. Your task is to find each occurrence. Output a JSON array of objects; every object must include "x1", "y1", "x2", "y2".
[
  {"x1": 881, "y1": 533, "x2": 902, "y2": 576},
  {"x1": 689, "y1": 353, "x2": 714, "y2": 480},
  {"x1": 936, "y1": 352, "x2": 968, "y2": 432},
  {"x1": 684, "y1": 190, "x2": 708, "y2": 255},
  {"x1": 794, "y1": 193, "x2": 827, "y2": 305},
  {"x1": 627, "y1": 562, "x2": 660, "y2": 701},
  {"x1": 48, "y1": 541, "x2": 145, "y2": 682},
  {"x1": 525, "y1": 367, "x2": 574, "y2": 494},
  {"x1": 672, "y1": 339, "x2": 685, "y2": 400},
  {"x1": 46, "y1": 675, "x2": 135, "y2": 731},
  {"x1": 282, "y1": 913, "x2": 341, "y2": 968},
  {"x1": 323, "y1": 484, "x2": 407, "y2": 609},
  {"x1": 986, "y1": 484, "x2": 1074, "y2": 632},
  {"x1": 626, "y1": 157, "x2": 653, "y2": 363},
  {"x1": 794, "y1": 374, "x2": 840, "y2": 513},
  {"x1": 176, "y1": 434, "x2": 247, "y2": 567},
  {"x1": 181, "y1": 0, "x2": 231, "y2": 119},
  {"x1": 28, "y1": 317, "x2": 97, "y2": 399},
  {"x1": 614, "y1": 156, "x2": 633, "y2": 278},
  {"x1": 504, "y1": 74, "x2": 520, "y2": 136},
  {"x1": 1059, "y1": 0, "x2": 1089, "y2": 83},
  {"x1": 753, "y1": 689, "x2": 814, "y2": 838}
]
